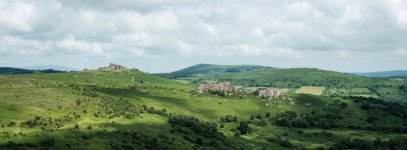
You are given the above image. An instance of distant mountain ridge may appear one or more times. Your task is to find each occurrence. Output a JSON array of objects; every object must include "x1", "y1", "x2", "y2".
[
  {"x1": 157, "y1": 64, "x2": 274, "y2": 78},
  {"x1": 22, "y1": 65, "x2": 78, "y2": 71},
  {"x1": 355, "y1": 70, "x2": 407, "y2": 77},
  {"x1": 0, "y1": 67, "x2": 67, "y2": 74}
]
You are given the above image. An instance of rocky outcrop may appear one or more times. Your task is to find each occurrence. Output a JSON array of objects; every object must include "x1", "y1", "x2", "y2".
[
  {"x1": 197, "y1": 82, "x2": 235, "y2": 95},
  {"x1": 255, "y1": 88, "x2": 294, "y2": 105},
  {"x1": 99, "y1": 63, "x2": 127, "y2": 70},
  {"x1": 255, "y1": 88, "x2": 284, "y2": 97}
]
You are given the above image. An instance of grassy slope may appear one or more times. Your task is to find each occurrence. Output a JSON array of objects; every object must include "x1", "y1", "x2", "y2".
[
  {"x1": 0, "y1": 70, "x2": 406, "y2": 149},
  {"x1": 175, "y1": 67, "x2": 407, "y2": 103}
]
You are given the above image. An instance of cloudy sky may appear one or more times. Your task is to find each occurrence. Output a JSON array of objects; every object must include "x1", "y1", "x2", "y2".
[{"x1": 0, "y1": 0, "x2": 406, "y2": 73}]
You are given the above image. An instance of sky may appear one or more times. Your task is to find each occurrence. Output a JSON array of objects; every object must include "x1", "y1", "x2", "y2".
[{"x1": 0, "y1": 0, "x2": 407, "y2": 73}]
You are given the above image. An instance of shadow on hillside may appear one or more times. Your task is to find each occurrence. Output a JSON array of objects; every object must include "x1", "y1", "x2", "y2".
[
  {"x1": 0, "y1": 113, "x2": 278, "y2": 149},
  {"x1": 0, "y1": 114, "x2": 175, "y2": 149},
  {"x1": 95, "y1": 87, "x2": 225, "y2": 120}
]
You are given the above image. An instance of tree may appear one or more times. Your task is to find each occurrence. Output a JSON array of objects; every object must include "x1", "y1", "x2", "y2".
[
  {"x1": 195, "y1": 137, "x2": 203, "y2": 145},
  {"x1": 236, "y1": 121, "x2": 252, "y2": 135},
  {"x1": 367, "y1": 116, "x2": 378, "y2": 123},
  {"x1": 256, "y1": 114, "x2": 263, "y2": 120},
  {"x1": 265, "y1": 112, "x2": 271, "y2": 118},
  {"x1": 40, "y1": 138, "x2": 55, "y2": 147}
]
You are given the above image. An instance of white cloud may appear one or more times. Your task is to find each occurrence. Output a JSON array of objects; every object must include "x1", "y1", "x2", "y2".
[
  {"x1": 251, "y1": 28, "x2": 264, "y2": 37},
  {"x1": 340, "y1": 5, "x2": 363, "y2": 24},
  {"x1": 56, "y1": 35, "x2": 105, "y2": 55},
  {"x1": 0, "y1": 1, "x2": 34, "y2": 32},
  {"x1": 0, "y1": 0, "x2": 406, "y2": 72},
  {"x1": 176, "y1": 38, "x2": 194, "y2": 54},
  {"x1": 390, "y1": 0, "x2": 407, "y2": 27}
]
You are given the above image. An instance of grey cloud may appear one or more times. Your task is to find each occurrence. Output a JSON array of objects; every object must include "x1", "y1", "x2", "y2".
[{"x1": 0, "y1": 0, "x2": 406, "y2": 72}]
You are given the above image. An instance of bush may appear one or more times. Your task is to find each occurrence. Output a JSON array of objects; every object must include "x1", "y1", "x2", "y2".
[
  {"x1": 265, "y1": 112, "x2": 271, "y2": 118},
  {"x1": 236, "y1": 121, "x2": 252, "y2": 135},
  {"x1": 366, "y1": 116, "x2": 378, "y2": 123},
  {"x1": 221, "y1": 115, "x2": 238, "y2": 123},
  {"x1": 289, "y1": 117, "x2": 310, "y2": 128},
  {"x1": 40, "y1": 138, "x2": 55, "y2": 147},
  {"x1": 267, "y1": 134, "x2": 293, "y2": 148},
  {"x1": 361, "y1": 103, "x2": 371, "y2": 110},
  {"x1": 7, "y1": 121, "x2": 16, "y2": 127},
  {"x1": 195, "y1": 137, "x2": 203, "y2": 145},
  {"x1": 168, "y1": 115, "x2": 237, "y2": 149}
]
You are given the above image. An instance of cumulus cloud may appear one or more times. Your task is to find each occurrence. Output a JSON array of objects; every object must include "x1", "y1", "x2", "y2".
[
  {"x1": 0, "y1": 1, "x2": 34, "y2": 32},
  {"x1": 0, "y1": 0, "x2": 406, "y2": 72}
]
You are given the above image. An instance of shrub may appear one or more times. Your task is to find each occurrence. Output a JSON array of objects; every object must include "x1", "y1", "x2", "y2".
[
  {"x1": 366, "y1": 116, "x2": 378, "y2": 123},
  {"x1": 7, "y1": 121, "x2": 16, "y2": 127},
  {"x1": 236, "y1": 121, "x2": 252, "y2": 135},
  {"x1": 40, "y1": 138, "x2": 55, "y2": 147},
  {"x1": 195, "y1": 137, "x2": 203, "y2": 145},
  {"x1": 267, "y1": 134, "x2": 293, "y2": 148},
  {"x1": 265, "y1": 112, "x2": 271, "y2": 118},
  {"x1": 223, "y1": 115, "x2": 238, "y2": 122}
]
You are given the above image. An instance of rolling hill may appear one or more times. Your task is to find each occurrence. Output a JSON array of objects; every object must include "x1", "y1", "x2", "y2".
[
  {"x1": 0, "y1": 65, "x2": 406, "y2": 149},
  {"x1": 163, "y1": 65, "x2": 407, "y2": 103},
  {"x1": 22, "y1": 65, "x2": 78, "y2": 72},
  {"x1": 157, "y1": 64, "x2": 273, "y2": 78},
  {"x1": 356, "y1": 70, "x2": 407, "y2": 77},
  {"x1": 0, "y1": 67, "x2": 67, "y2": 75},
  {"x1": 0, "y1": 67, "x2": 34, "y2": 74}
]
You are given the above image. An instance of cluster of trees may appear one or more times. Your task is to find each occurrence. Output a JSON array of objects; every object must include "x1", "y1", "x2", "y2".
[
  {"x1": 144, "y1": 105, "x2": 170, "y2": 117},
  {"x1": 329, "y1": 137, "x2": 407, "y2": 150},
  {"x1": 346, "y1": 125, "x2": 407, "y2": 133},
  {"x1": 272, "y1": 111, "x2": 344, "y2": 129},
  {"x1": 353, "y1": 96, "x2": 407, "y2": 119},
  {"x1": 107, "y1": 130, "x2": 167, "y2": 150},
  {"x1": 168, "y1": 116, "x2": 223, "y2": 140},
  {"x1": 20, "y1": 115, "x2": 74, "y2": 129},
  {"x1": 266, "y1": 133, "x2": 293, "y2": 148},
  {"x1": 168, "y1": 116, "x2": 238, "y2": 149},
  {"x1": 0, "y1": 138, "x2": 55, "y2": 149},
  {"x1": 234, "y1": 121, "x2": 252, "y2": 136}
]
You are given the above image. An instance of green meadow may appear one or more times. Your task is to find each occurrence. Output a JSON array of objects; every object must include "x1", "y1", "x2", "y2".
[{"x1": 0, "y1": 69, "x2": 406, "y2": 149}]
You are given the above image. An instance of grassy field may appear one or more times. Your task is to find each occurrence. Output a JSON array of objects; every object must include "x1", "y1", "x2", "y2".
[
  {"x1": 295, "y1": 86, "x2": 325, "y2": 95},
  {"x1": 0, "y1": 70, "x2": 406, "y2": 149}
]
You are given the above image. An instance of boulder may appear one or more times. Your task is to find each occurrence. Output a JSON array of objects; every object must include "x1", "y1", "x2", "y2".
[
  {"x1": 197, "y1": 82, "x2": 235, "y2": 95},
  {"x1": 255, "y1": 88, "x2": 284, "y2": 97},
  {"x1": 98, "y1": 63, "x2": 127, "y2": 70}
]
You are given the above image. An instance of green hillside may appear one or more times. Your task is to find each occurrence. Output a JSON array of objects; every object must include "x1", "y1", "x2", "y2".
[
  {"x1": 168, "y1": 65, "x2": 407, "y2": 103},
  {"x1": 0, "y1": 69, "x2": 406, "y2": 149},
  {"x1": 157, "y1": 64, "x2": 273, "y2": 78}
]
